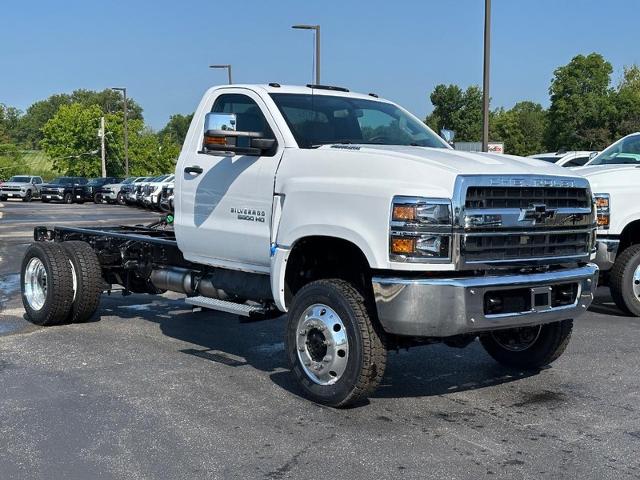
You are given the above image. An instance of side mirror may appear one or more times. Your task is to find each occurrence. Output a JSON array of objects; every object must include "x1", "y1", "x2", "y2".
[
  {"x1": 440, "y1": 128, "x2": 455, "y2": 144},
  {"x1": 202, "y1": 112, "x2": 275, "y2": 156},
  {"x1": 589, "y1": 151, "x2": 598, "y2": 160}
]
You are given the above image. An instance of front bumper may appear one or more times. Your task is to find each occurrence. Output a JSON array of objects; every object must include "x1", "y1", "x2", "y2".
[
  {"x1": 372, "y1": 264, "x2": 598, "y2": 338},
  {"x1": 0, "y1": 190, "x2": 27, "y2": 198},
  {"x1": 41, "y1": 192, "x2": 64, "y2": 200},
  {"x1": 594, "y1": 238, "x2": 619, "y2": 271}
]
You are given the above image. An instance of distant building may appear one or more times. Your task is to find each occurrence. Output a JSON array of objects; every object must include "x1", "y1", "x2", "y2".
[{"x1": 454, "y1": 142, "x2": 505, "y2": 154}]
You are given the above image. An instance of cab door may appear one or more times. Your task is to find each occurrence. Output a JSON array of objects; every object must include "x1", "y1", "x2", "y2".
[{"x1": 175, "y1": 89, "x2": 284, "y2": 272}]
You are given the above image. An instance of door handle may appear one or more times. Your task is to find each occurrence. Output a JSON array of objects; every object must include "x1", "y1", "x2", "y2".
[{"x1": 184, "y1": 166, "x2": 203, "y2": 175}]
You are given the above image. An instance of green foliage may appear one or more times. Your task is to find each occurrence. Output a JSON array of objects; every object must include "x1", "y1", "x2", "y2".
[
  {"x1": 41, "y1": 103, "x2": 103, "y2": 176},
  {"x1": 613, "y1": 65, "x2": 640, "y2": 137},
  {"x1": 0, "y1": 104, "x2": 23, "y2": 144},
  {"x1": 426, "y1": 84, "x2": 483, "y2": 142},
  {"x1": 40, "y1": 103, "x2": 177, "y2": 178},
  {"x1": 547, "y1": 53, "x2": 616, "y2": 150},
  {"x1": 0, "y1": 143, "x2": 22, "y2": 178},
  {"x1": 491, "y1": 102, "x2": 548, "y2": 156},
  {"x1": 159, "y1": 113, "x2": 194, "y2": 146},
  {"x1": 17, "y1": 89, "x2": 144, "y2": 149}
]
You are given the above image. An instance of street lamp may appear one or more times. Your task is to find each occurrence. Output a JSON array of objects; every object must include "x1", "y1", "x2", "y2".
[
  {"x1": 209, "y1": 64, "x2": 233, "y2": 84},
  {"x1": 111, "y1": 87, "x2": 129, "y2": 176},
  {"x1": 482, "y1": 0, "x2": 491, "y2": 152},
  {"x1": 292, "y1": 24, "x2": 320, "y2": 85}
]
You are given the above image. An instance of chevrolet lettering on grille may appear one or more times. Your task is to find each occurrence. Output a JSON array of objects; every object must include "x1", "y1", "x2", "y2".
[{"x1": 489, "y1": 177, "x2": 576, "y2": 188}]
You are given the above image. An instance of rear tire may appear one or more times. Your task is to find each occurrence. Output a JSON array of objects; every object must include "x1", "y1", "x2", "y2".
[
  {"x1": 480, "y1": 320, "x2": 573, "y2": 369},
  {"x1": 609, "y1": 244, "x2": 640, "y2": 316},
  {"x1": 21, "y1": 242, "x2": 75, "y2": 326},
  {"x1": 286, "y1": 279, "x2": 387, "y2": 407},
  {"x1": 61, "y1": 241, "x2": 104, "y2": 323}
]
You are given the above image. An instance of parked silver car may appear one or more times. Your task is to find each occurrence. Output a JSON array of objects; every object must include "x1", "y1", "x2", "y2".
[{"x1": 0, "y1": 175, "x2": 43, "y2": 202}]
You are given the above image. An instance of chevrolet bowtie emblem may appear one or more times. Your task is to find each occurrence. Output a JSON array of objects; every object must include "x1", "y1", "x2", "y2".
[{"x1": 518, "y1": 203, "x2": 557, "y2": 224}]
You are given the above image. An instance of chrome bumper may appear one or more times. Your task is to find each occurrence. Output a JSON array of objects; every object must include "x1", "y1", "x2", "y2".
[
  {"x1": 594, "y1": 238, "x2": 619, "y2": 271},
  {"x1": 372, "y1": 264, "x2": 598, "y2": 338}
]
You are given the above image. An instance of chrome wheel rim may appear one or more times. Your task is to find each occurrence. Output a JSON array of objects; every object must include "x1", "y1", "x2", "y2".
[
  {"x1": 633, "y1": 264, "x2": 640, "y2": 298},
  {"x1": 491, "y1": 325, "x2": 542, "y2": 352},
  {"x1": 296, "y1": 303, "x2": 349, "y2": 385},
  {"x1": 24, "y1": 257, "x2": 47, "y2": 311}
]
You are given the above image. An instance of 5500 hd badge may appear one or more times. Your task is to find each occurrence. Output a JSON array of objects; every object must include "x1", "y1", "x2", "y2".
[{"x1": 230, "y1": 207, "x2": 266, "y2": 223}]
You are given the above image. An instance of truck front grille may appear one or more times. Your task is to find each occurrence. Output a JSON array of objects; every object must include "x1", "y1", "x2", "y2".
[
  {"x1": 465, "y1": 186, "x2": 591, "y2": 210},
  {"x1": 463, "y1": 231, "x2": 590, "y2": 262},
  {"x1": 457, "y1": 176, "x2": 595, "y2": 266}
]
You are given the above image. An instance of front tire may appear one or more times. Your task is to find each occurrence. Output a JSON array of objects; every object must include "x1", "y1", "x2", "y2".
[
  {"x1": 21, "y1": 242, "x2": 75, "y2": 326},
  {"x1": 117, "y1": 192, "x2": 125, "y2": 205},
  {"x1": 63, "y1": 192, "x2": 73, "y2": 204},
  {"x1": 286, "y1": 279, "x2": 387, "y2": 407},
  {"x1": 0, "y1": 195, "x2": 7, "y2": 201},
  {"x1": 22, "y1": 190, "x2": 33, "y2": 202},
  {"x1": 480, "y1": 320, "x2": 573, "y2": 369},
  {"x1": 610, "y1": 244, "x2": 640, "y2": 316}
]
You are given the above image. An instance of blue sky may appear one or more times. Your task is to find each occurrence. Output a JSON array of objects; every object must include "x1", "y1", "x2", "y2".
[{"x1": 1, "y1": 0, "x2": 639, "y2": 130}]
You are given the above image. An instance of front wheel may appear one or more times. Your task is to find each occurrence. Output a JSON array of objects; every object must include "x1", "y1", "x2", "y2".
[
  {"x1": 286, "y1": 279, "x2": 387, "y2": 407},
  {"x1": 610, "y1": 244, "x2": 640, "y2": 316},
  {"x1": 63, "y1": 192, "x2": 73, "y2": 204},
  {"x1": 480, "y1": 320, "x2": 573, "y2": 369},
  {"x1": 0, "y1": 195, "x2": 6, "y2": 201},
  {"x1": 22, "y1": 190, "x2": 33, "y2": 202},
  {"x1": 116, "y1": 192, "x2": 125, "y2": 205}
]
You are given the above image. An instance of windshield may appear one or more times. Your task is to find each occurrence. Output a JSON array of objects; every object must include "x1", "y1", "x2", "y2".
[
  {"x1": 87, "y1": 178, "x2": 104, "y2": 186},
  {"x1": 152, "y1": 175, "x2": 169, "y2": 182},
  {"x1": 50, "y1": 177, "x2": 73, "y2": 185},
  {"x1": 589, "y1": 134, "x2": 640, "y2": 165},
  {"x1": 269, "y1": 93, "x2": 449, "y2": 149},
  {"x1": 531, "y1": 155, "x2": 559, "y2": 163},
  {"x1": 122, "y1": 177, "x2": 136, "y2": 184},
  {"x1": 9, "y1": 176, "x2": 30, "y2": 182}
]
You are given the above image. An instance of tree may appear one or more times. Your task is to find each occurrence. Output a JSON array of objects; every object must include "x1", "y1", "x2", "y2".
[
  {"x1": 40, "y1": 103, "x2": 103, "y2": 176},
  {"x1": 491, "y1": 101, "x2": 547, "y2": 156},
  {"x1": 159, "y1": 113, "x2": 194, "y2": 146},
  {"x1": 613, "y1": 64, "x2": 640, "y2": 137},
  {"x1": 426, "y1": 84, "x2": 483, "y2": 142},
  {"x1": 547, "y1": 53, "x2": 616, "y2": 150},
  {"x1": 0, "y1": 143, "x2": 22, "y2": 178},
  {"x1": 18, "y1": 89, "x2": 143, "y2": 149},
  {"x1": 0, "y1": 104, "x2": 23, "y2": 144}
]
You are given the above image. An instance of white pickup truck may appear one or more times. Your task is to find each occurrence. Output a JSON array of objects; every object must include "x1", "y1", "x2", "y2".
[
  {"x1": 20, "y1": 84, "x2": 598, "y2": 406},
  {"x1": 575, "y1": 132, "x2": 640, "y2": 316}
]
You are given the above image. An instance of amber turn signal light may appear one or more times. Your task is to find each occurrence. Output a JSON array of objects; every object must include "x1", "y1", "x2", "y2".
[
  {"x1": 391, "y1": 237, "x2": 416, "y2": 255},
  {"x1": 392, "y1": 205, "x2": 416, "y2": 222}
]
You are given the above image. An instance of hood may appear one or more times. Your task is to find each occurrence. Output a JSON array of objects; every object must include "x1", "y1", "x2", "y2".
[
  {"x1": 572, "y1": 164, "x2": 640, "y2": 192},
  {"x1": 1, "y1": 182, "x2": 29, "y2": 188},
  {"x1": 320, "y1": 145, "x2": 574, "y2": 177}
]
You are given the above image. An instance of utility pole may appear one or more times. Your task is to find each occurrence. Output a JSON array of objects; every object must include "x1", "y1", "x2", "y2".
[
  {"x1": 482, "y1": 0, "x2": 491, "y2": 152},
  {"x1": 292, "y1": 24, "x2": 320, "y2": 84},
  {"x1": 100, "y1": 116, "x2": 106, "y2": 177},
  {"x1": 209, "y1": 65, "x2": 233, "y2": 84},
  {"x1": 111, "y1": 87, "x2": 129, "y2": 175}
]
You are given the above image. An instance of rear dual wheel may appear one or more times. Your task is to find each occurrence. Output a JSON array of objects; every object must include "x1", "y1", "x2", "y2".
[
  {"x1": 21, "y1": 241, "x2": 103, "y2": 325},
  {"x1": 610, "y1": 244, "x2": 640, "y2": 317}
]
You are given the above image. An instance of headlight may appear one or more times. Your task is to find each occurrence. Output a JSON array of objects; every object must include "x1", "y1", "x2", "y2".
[
  {"x1": 594, "y1": 193, "x2": 610, "y2": 230},
  {"x1": 390, "y1": 196, "x2": 453, "y2": 262}
]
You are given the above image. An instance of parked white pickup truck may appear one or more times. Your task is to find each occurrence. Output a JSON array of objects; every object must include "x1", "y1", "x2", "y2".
[
  {"x1": 20, "y1": 84, "x2": 598, "y2": 406},
  {"x1": 575, "y1": 132, "x2": 640, "y2": 316}
]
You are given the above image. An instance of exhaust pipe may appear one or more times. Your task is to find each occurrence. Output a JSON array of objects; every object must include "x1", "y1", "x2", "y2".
[{"x1": 150, "y1": 267, "x2": 194, "y2": 295}]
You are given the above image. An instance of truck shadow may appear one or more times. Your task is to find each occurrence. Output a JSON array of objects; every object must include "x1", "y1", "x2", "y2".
[{"x1": 100, "y1": 295, "x2": 540, "y2": 403}]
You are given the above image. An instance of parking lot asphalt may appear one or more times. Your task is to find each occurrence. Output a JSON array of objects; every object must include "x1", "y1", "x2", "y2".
[{"x1": 1, "y1": 200, "x2": 640, "y2": 480}]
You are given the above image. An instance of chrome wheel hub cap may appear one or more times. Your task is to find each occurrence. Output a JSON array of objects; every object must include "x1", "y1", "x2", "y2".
[
  {"x1": 296, "y1": 304, "x2": 349, "y2": 385},
  {"x1": 491, "y1": 325, "x2": 542, "y2": 352},
  {"x1": 633, "y1": 265, "x2": 640, "y2": 298},
  {"x1": 24, "y1": 258, "x2": 47, "y2": 311}
]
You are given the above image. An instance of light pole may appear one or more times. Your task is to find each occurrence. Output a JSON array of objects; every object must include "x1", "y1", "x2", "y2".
[
  {"x1": 111, "y1": 87, "x2": 129, "y2": 176},
  {"x1": 292, "y1": 24, "x2": 320, "y2": 85},
  {"x1": 209, "y1": 64, "x2": 233, "y2": 84},
  {"x1": 482, "y1": 0, "x2": 491, "y2": 152}
]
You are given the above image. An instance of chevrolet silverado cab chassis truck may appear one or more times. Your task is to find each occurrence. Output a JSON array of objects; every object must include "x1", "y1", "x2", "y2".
[{"x1": 21, "y1": 84, "x2": 598, "y2": 406}]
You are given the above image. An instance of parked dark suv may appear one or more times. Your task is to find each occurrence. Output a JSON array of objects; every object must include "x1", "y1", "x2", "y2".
[
  {"x1": 81, "y1": 177, "x2": 123, "y2": 203},
  {"x1": 40, "y1": 177, "x2": 89, "y2": 204}
]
